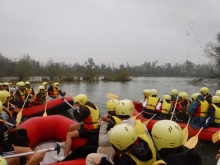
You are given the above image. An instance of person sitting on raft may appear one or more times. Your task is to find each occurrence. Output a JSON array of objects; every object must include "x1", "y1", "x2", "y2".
[
  {"x1": 33, "y1": 86, "x2": 46, "y2": 105},
  {"x1": 200, "y1": 87, "x2": 212, "y2": 104},
  {"x1": 47, "y1": 82, "x2": 66, "y2": 99},
  {"x1": 15, "y1": 82, "x2": 32, "y2": 108},
  {"x1": 156, "y1": 94, "x2": 172, "y2": 120}
]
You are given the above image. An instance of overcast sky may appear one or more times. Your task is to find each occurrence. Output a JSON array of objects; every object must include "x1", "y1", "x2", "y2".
[{"x1": 0, "y1": 0, "x2": 220, "y2": 66}]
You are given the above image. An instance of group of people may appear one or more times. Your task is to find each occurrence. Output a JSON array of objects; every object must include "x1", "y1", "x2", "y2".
[
  {"x1": 141, "y1": 87, "x2": 220, "y2": 130},
  {"x1": 0, "y1": 81, "x2": 220, "y2": 164}
]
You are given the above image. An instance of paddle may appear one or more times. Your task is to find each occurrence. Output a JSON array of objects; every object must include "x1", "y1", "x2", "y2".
[
  {"x1": 184, "y1": 117, "x2": 210, "y2": 149},
  {"x1": 62, "y1": 97, "x2": 74, "y2": 109},
  {"x1": 170, "y1": 96, "x2": 179, "y2": 121},
  {"x1": 56, "y1": 86, "x2": 72, "y2": 97},
  {"x1": 16, "y1": 90, "x2": 32, "y2": 124},
  {"x1": 143, "y1": 113, "x2": 157, "y2": 126},
  {"x1": 3, "y1": 143, "x2": 60, "y2": 159},
  {"x1": 43, "y1": 92, "x2": 48, "y2": 117},
  {"x1": 106, "y1": 93, "x2": 126, "y2": 100},
  {"x1": 212, "y1": 130, "x2": 220, "y2": 143},
  {"x1": 131, "y1": 111, "x2": 144, "y2": 120},
  {"x1": 182, "y1": 117, "x2": 191, "y2": 145}
]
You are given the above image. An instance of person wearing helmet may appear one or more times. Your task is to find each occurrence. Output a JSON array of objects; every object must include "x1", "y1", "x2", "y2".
[
  {"x1": 94, "y1": 124, "x2": 155, "y2": 165},
  {"x1": 42, "y1": 82, "x2": 48, "y2": 97},
  {"x1": 143, "y1": 89, "x2": 160, "y2": 119},
  {"x1": 0, "y1": 91, "x2": 30, "y2": 149},
  {"x1": 61, "y1": 99, "x2": 120, "y2": 163},
  {"x1": 33, "y1": 86, "x2": 46, "y2": 105},
  {"x1": 142, "y1": 89, "x2": 151, "y2": 107},
  {"x1": 188, "y1": 93, "x2": 209, "y2": 129},
  {"x1": 54, "y1": 94, "x2": 100, "y2": 161},
  {"x1": 24, "y1": 81, "x2": 35, "y2": 98},
  {"x1": 156, "y1": 94, "x2": 172, "y2": 119},
  {"x1": 216, "y1": 90, "x2": 220, "y2": 97},
  {"x1": 86, "y1": 99, "x2": 156, "y2": 165},
  {"x1": 203, "y1": 96, "x2": 220, "y2": 128},
  {"x1": 47, "y1": 82, "x2": 66, "y2": 99},
  {"x1": 151, "y1": 120, "x2": 202, "y2": 165},
  {"x1": 2, "y1": 82, "x2": 10, "y2": 92},
  {"x1": 0, "y1": 83, "x2": 4, "y2": 91},
  {"x1": 0, "y1": 102, "x2": 34, "y2": 165},
  {"x1": 170, "y1": 89, "x2": 178, "y2": 101},
  {"x1": 171, "y1": 92, "x2": 190, "y2": 123},
  {"x1": 200, "y1": 87, "x2": 212, "y2": 104},
  {"x1": 15, "y1": 82, "x2": 32, "y2": 108}
]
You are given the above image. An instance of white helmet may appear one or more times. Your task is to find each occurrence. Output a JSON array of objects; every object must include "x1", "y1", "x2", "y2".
[
  {"x1": 109, "y1": 123, "x2": 137, "y2": 151},
  {"x1": 152, "y1": 120, "x2": 183, "y2": 150},
  {"x1": 216, "y1": 90, "x2": 220, "y2": 97}
]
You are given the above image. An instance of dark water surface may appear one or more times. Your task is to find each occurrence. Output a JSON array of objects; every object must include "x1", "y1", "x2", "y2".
[{"x1": 32, "y1": 77, "x2": 219, "y2": 165}]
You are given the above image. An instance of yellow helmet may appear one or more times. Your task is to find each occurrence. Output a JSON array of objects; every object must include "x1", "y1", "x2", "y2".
[
  {"x1": 74, "y1": 94, "x2": 88, "y2": 105},
  {"x1": 106, "y1": 99, "x2": 119, "y2": 112},
  {"x1": 42, "y1": 82, "x2": 48, "y2": 86},
  {"x1": 0, "y1": 101, "x2": 3, "y2": 115},
  {"x1": 116, "y1": 99, "x2": 134, "y2": 117},
  {"x1": 171, "y1": 89, "x2": 178, "y2": 96},
  {"x1": 0, "y1": 156, "x2": 7, "y2": 165},
  {"x1": 109, "y1": 123, "x2": 137, "y2": 151},
  {"x1": 162, "y1": 94, "x2": 171, "y2": 101},
  {"x1": 0, "y1": 91, "x2": 10, "y2": 104},
  {"x1": 212, "y1": 96, "x2": 220, "y2": 104},
  {"x1": 16, "y1": 82, "x2": 20, "y2": 87},
  {"x1": 143, "y1": 89, "x2": 151, "y2": 97},
  {"x1": 3, "y1": 82, "x2": 9, "y2": 86},
  {"x1": 191, "y1": 93, "x2": 201, "y2": 101},
  {"x1": 19, "y1": 82, "x2": 25, "y2": 87},
  {"x1": 25, "y1": 81, "x2": 30, "y2": 85},
  {"x1": 178, "y1": 92, "x2": 185, "y2": 99},
  {"x1": 152, "y1": 120, "x2": 183, "y2": 150},
  {"x1": 216, "y1": 90, "x2": 220, "y2": 97},
  {"x1": 150, "y1": 89, "x2": 158, "y2": 96},
  {"x1": 182, "y1": 92, "x2": 188, "y2": 100},
  {"x1": 200, "y1": 87, "x2": 209, "y2": 94},
  {"x1": 54, "y1": 82, "x2": 59, "y2": 87},
  {"x1": 38, "y1": 86, "x2": 45, "y2": 92}
]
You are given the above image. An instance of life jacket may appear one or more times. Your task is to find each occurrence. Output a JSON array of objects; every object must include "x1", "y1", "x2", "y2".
[
  {"x1": 33, "y1": 92, "x2": 44, "y2": 105},
  {"x1": 213, "y1": 104, "x2": 220, "y2": 124},
  {"x1": 48, "y1": 87, "x2": 59, "y2": 98},
  {"x1": 185, "y1": 99, "x2": 191, "y2": 115},
  {"x1": 158, "y1": 101, "x2": 172, "y2": 114},
  {"x1": 17, "y1": 90, "x2": 26, "y2": 101},
  {"x1": 126, "y1": 134, "x2": 156, "y2": 165},
  {"x1": 146, "y1": 96, "x2": 160, "y2": 111},
  {"x1": 83, "y1": 105, "x2": 100, "y2": 130},
  {"x1": 133, "y1": 119, "x2": 146, "y2": 135},
  {"x1": 112, "y1": 116, "x2": 121, "y2": 125},
  {"x1": 194, "y1": 100, "x2": 209, "y2": 118},
  {"x1": 25, "y1": 87, "x2": 34, "y2": 97}
]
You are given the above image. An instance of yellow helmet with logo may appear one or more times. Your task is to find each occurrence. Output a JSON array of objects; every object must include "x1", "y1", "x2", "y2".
[
  {"x1": 162, "y1": 94, "x2": 171, "y2": 101},
  {"x1": 25, "y1": 81, "x2": 30, "y2": 85},
  {"x1": 150, "y1": 89, "x2": 158, "y2": 96},
  {"x1": 171, "y1": 89, "x2": 178, "y2": 96},
  {"x1": 0, "y1": 156, "x2": 7, "y2": 165},
  {"x1": 143, "y1": 89, "x2": 151, "y2": 97},
  {"x1": 74, "y1": 94, "x2": 88, "y2": 105},
  {"x1": 42, "y1": 82, "x2": 48, "y2": 86},
  {"x1": 152, "y1": 120, "x2": 183, "y2": 150},
  {"x1": 0, "y1": 91, "x2": 10, "y2": 104},
  {"x1": 109, "y1": 123, "x2": 137, "y2": 151},
  {"x1": 216, "y1": 90, "x2": 220, "y2": 97},
  {"x1": 212, "y1": 96, "x2": 220, "y2": 104},
  {"x1": 116, "y1": 99, "x2": 134, "y2": 117},
  {"x1": 38, "y1": 86, "x2": 45, "y2": 92},
  {"x1": 200, "y1": 87, "x2": 209, "y2": 94},
  {"x1": 106, "y1": 99, "x2": 119, "y2": 112},
  {"x1": 0, "y1": 101, "x2": 3, "y2": 115},
  {"x1": 191, "y1": 93, "x2": 201, "y2": 101}
]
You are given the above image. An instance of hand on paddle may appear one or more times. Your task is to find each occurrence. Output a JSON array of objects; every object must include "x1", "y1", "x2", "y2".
[
  {"x1": 216, "y1": 150, "x2": 220, "y2": 160},
  {"x1": 101, "y1": 114, "x2": 111, "y2": 122},
  {"x1": 26, "y1": 146, "x2": 49, "y2": 165}
]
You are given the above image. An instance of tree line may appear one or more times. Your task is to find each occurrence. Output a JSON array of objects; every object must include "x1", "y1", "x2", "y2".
[{"x1": 0, "y1": 32, "x2": 219, "y2": 83}]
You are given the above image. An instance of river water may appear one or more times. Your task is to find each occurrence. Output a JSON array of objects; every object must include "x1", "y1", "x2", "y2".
[{"x1": 31, "y1": 77, "x2": 219, "y2": 165}]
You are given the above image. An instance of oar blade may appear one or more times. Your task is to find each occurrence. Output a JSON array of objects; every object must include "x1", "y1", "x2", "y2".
[
  {"x1": 16, "y1": 111, "x2": 22, "y2": 124},
  {"x1": 182, "y1": 126, "x2": 189, "y2": 145},
  {"x1": 43, "y1": 111, "x2": 47, "y2": 117},
  {"x1": 212, "y1": 130, "x2": 220, "y2": 143},
  {"x1": 106, "y1": 93, "x2": 120, "y2": 99},
  {"x1": 184, "y1": 135, "x2": 198, "y2": 149}
]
